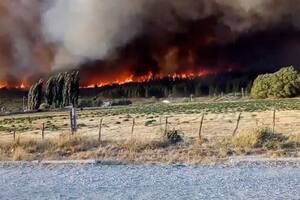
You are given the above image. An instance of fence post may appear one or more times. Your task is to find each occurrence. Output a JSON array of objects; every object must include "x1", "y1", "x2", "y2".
[
  {"x1": 164, "y1": 117, "x2": 169, "y2": 135},
  {"x1": 159, "y1": 116, "x2": 162, "y2": 132},
  {"x1": 98, "y1": 118, "x2": 103, "y2": 143},
  {"x1": 41, "y1": 123, "x2": 45, "y2": 140},
  {"x1": 232, "y1": 113, "x2": 242, "y2": 136},
  {"x1": 273, "y1": 109, "x2": 276, "y2": 134},
  {"x1": 131, "y1": 118, "x2": 135, "y2": 139},
  {"x1": 22, "y1": 96, "x2": 26, "y2": 112},
  {"x1": 241, "y1": 88, "x2": 245, "y2": 98},
  {"x1": 13, "y1": 129, "x2": 16, "y2": 141},
  {"x1": 70, "y1": 107, "x2": 77, "y2": 135},
  {"x1": 198, "y1": 113, "x2": 205, "y2": 140}
]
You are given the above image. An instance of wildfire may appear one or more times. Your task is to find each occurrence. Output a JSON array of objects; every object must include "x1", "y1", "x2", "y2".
[
  {"x1": 82, "y1": 66, "x2": 233, "y2": 88},
  {"x1": 17, "y1": 82, "x2": 26, "y2": 89},
  {"x1": 0, "y1": 82, "x2": 8, "y2": 89},
  {"x1": 0, "y1": 82, "x2": 27, "y2": 89},
  {"x1": 0, "y1": 65, "x2": 235, "y2": 89}
]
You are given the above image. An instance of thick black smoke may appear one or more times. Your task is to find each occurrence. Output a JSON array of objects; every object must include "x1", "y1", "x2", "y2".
[{"x1": 1, "y1": 0, "x2": 300, "y2": 86}]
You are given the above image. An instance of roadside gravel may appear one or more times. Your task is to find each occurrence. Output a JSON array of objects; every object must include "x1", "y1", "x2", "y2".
[{"x1": 0, "y1": 161, "x2": 299, "y2": 200}]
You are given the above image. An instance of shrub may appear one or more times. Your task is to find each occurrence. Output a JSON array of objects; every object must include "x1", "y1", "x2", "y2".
[
  {"x1": 251, "y1": 66, "x2": 300, "y2": 99},
  {"x1": 78, "y1": 97, "x2": 103, "y2": 108},
  {"x1": 78, "y1": 99, "x2": 94, "y2": 108},
  {"x1": 93, "y1": 97, "x2": 103, "y2": 107},
  {"x1": 13, "y1": 147, "x2": 27, "y2": 161},
  {"x1": 164, "y1": 129, "x2": 183, "y2": 144},
  {"x1": 232, "y1": 127, "x2": 288, "y2": 150},
  {"x1": 39, "y1": 103, "x2": 50, "y2": 110},
  {"x1": 111, "y1": 99, "x2": 132, "y2": 106}
]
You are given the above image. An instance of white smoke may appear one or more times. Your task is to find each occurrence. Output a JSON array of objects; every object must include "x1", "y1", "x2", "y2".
[{"x1": 43, "y1": 0, "x2": 145, "y2": 69}]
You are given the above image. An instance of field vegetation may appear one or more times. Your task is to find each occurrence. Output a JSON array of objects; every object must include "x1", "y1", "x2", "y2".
[
  {"x1": 0, "y1": 127, "x2": 299, "y2": 163},
  {"x1": 0, "y1": 98, "x2": 299, "y2": 163}
]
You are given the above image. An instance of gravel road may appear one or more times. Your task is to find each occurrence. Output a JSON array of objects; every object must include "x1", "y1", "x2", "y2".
[{"x1": 0, "y1": 163, "x2": 299, "y2": 200}]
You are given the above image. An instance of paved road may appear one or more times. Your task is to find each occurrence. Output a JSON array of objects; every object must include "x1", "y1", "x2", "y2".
[{"x1": 0, "y1": 163, "x2": 299, "y2": 200}]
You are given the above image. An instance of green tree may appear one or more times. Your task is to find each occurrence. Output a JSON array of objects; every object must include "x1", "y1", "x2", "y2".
[
  {"x1": 251, "y1": 66, "x2": 300, "y2": 99},
  {"x1": 45, "y1": 76, "x2": 56, "y2": 106},
  {"x1": 70, "y1": 71, "x2": 80, "y2": 106},
  {"x1": 27, "y1": 79, "x2": 44, "y2": 110},
  {"x1": 54, "y1": 73, "x2": 65, "y2": 107}
]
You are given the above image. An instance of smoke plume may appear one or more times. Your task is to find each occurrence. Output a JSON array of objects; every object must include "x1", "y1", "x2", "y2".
[
  {"x1": 42, "y1": 0, "x2": 300, "y2": 68},
  {"x1": 1, "y1": 0, "x2": 300, "y2": 86},
  {"x1": 0, "y1": 0, "x2": 53, "y2": 86}
]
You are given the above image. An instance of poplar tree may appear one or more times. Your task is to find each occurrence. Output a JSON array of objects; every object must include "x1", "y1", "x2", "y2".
[
  {"x1": 27, "y1": 79, "x2": 44, "y2": 110},
  {"x1": 54, "y1": 72, "x2": 65, "y2": 107},
  {"x1": 45, "y1": 76, "x2": 56, "y2": 106}
]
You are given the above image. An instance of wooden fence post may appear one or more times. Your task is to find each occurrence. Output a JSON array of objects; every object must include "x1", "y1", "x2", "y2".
[
  {"x1": 241, "y1": 88, "x2": 245, "y2": 98},
  {"x1": 273, "y1": 109, "x2": 276, "y2": 134},
  {"x1": 164, "y1": 117, "x2": 169, "y2": 135},
  {"x1": 159, "y1": 116, "x2": 162, "y2": 132},
  {"x1": 198, "y1": 113, "x2": 205, "y2": 140},
  {"x1": 13, "y1": 129, "x2": 16, "y2": 141},
  {"x1": 41, "y1": 123, "x2": 45, "y2": 140},
  {"x1": 131, "y1": 118, "x2": 135, "y2": 139},
  {"x1": 22, "y1": 96, "x2": 26, "y2": 112},
  {"x1": 98, "y1": 118, "x2": 103, "y2": 142},
  {"x1": 232, "y1": 113, "x2": 242, "y2": 136}
]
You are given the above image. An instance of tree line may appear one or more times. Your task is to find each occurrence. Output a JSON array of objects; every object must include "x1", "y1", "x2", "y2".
[
  {"x1": 81, "y1": 73, "x2": 255, "y2": 99},
  {"x1": 28, "y1": 71, "x2": 79, "y2": 110},
  {"x1": 27, "y1": 66, "x2": 296, "y2": 111}
]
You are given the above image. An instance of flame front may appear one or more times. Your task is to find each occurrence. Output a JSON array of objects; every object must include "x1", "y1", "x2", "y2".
[
  {"x1": 0, "y1": 82, "x2": 28, "y2": 89},
  {"x1": 0, "y1": 82, "x2": 7, "y2": 89},
  {"x1": 81, "y1": 66, "x2": 234, "y2": 88}
]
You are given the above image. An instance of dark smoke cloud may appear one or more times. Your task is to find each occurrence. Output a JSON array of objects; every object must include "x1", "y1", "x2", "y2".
[
  {"x1": 42, "y1": 0, "x2": 300, "y2": 69},
  {"x1": 0, "y1": 0, "x2": 300, "y2": 85},
  {"x1": 0, "y1": 0, "x2": 54, "y2": 85}
]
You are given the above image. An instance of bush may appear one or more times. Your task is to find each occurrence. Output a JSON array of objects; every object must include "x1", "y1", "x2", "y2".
[
  {"x1": 39, "y1": 103, "x2": 50, "y2": 110},
  {"x1": 111, "y1": 99, "x2": 132, "y2": 106},
  {"x1": 78, "y1": 99, "x2": 94, "y2": 108},
  {"x1": 164, "y1": 129, "x2": 183, "y2": 144},
  {"x1": 78, "y1": 98, "x2": 103, "y2": 108},
  {"x1": 251, "y1": 66, "x2": 300, "y2": 99},
  {"x1": 93, "y1": 97, "x2": 103, "y2": 107},
  {"x1": 232, "y1": 127, "x2": 288, "y2": 150}
]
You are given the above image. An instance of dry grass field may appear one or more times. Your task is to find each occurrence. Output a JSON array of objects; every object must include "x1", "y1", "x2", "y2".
[{"x1": 0, "y1": 98, "x2": 300, "y2": 163}]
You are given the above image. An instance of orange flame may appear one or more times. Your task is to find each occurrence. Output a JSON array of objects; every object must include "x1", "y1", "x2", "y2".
[
  {"x1": 81, "y1": 66, "x2": 233, "y2": 88},
  {"x1": 0, "y1": 82, "x2": 8, "y2": 89},
  {"x1": 0, "y1": 81, "x2": 28, "y2": 89}
]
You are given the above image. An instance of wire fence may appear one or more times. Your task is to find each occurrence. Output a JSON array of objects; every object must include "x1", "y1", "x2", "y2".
[{"x1": 2, "y1": 109, "x2": 300, "y2": 142}]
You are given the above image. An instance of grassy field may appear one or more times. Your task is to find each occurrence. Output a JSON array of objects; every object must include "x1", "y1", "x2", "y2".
[
  {"x1": 0, "y1": 98, "x2": 300, "y2": 163},
  {"x1": 99, "y1": 98, "x2": 300, "y2": 115},
  {"x1": 0, "y1": 90, "x2": 26, "y2": 113}
]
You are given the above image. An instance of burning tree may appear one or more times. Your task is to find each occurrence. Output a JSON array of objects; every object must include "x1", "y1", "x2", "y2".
[{"x1": 27, "y1": 79, "x2": 44, "y2": 110}]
